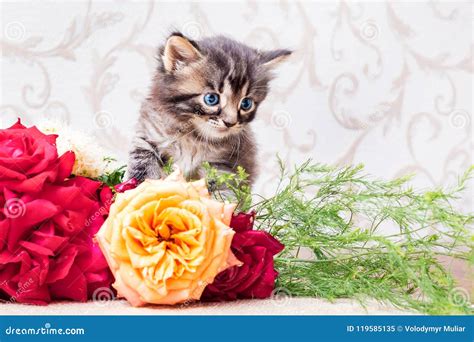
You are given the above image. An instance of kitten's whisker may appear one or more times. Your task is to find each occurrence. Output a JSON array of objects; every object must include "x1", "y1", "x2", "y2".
[
  {"x1": 168, "y1": 126, "x2": 198, "y2": 145},
  {"x1": 231, "y1": 135, "x2": 241, "y2": 169},
  {"x1": 248, "y1": 86, "x2": 269, "y2": 90}
]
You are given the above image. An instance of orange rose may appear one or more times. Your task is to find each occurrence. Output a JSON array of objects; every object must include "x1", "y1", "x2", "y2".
[{"x1": 96, "y1": 170, "x2": 239, "y2": 306}]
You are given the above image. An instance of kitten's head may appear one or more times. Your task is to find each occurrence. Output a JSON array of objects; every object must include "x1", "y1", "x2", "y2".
[{"x1": 151, "y1": 32, "x2": 291, "y2": 140}]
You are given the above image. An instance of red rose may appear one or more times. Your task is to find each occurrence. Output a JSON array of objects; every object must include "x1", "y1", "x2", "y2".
[
  {"x1": 202, "y1": 211, "x2": 284, "y2": 301},
  {"x1": 0, "y1": 119, "x2": 74, "y2": 193},
  {"x1": 0, "y1": 120, "x2": 113, "y2": 305}
]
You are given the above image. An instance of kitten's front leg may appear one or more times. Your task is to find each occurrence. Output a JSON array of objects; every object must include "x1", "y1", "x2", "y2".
[{"x1": 127, "y1": 140, "x2": 167, "y2": 182}]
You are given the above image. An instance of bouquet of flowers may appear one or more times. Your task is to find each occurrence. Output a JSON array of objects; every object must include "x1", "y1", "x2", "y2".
[
  {"x1": 95, "y1": 171, "x2": 283, "y2": 306},
  {"x1": 1, "y1": 119, "x2": 472, "y2": 314},
  {"x1": 0, "y1": 120, "x2": 114, "y2": 304}
]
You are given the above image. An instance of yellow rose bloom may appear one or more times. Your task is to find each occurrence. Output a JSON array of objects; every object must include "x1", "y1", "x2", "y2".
[{"x1": 96, "y1": 170, "x2": 239, "y2": 306}]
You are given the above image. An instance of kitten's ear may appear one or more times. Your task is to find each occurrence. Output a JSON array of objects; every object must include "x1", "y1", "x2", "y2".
[
  {"x1": 259, "y1": 49, "x2": 292, "y2": 69},
  {"x1": 162, "y1": 33, "x2": 202, "y2": 72}
]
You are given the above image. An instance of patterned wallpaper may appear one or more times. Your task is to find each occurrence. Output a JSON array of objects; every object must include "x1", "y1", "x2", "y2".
[{"x1": 1, "y1": 0, "x2": 472, "y2": 209}]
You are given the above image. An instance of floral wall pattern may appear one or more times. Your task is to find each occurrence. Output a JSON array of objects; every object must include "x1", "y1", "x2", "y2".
[{"x1": 1, "y1": 0, "x2": 472, "y2": 209}]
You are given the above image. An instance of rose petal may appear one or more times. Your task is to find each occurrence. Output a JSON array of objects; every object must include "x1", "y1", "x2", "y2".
[
  {"x1": 230, "y1": 211, "x2": 256, "y2": 233},
  {"x1": 114, "y1": 178, "x2": 138, "y2": 193},
  {"x1": 7, "y1": 199, "x2": 59, "y2": 251},
  {"x1": 46, "y1": 245, "x2": 78, "y2": 283},
  {"x1": 49, "y1": 264, "x2": 88, "y2": 302}
]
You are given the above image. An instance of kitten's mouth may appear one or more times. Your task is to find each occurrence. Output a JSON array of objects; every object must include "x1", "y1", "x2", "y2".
[
  {"x1": 213, "y1": 126, "x2": 230, "y2": 132},
  {"x1": 193, "y1": 118, "x2": 240, "y2": 140},
  {"x1": 209, "y1": 120, "x2": 240, "y2": 133},
  {"x1": 208, "y1": 123, "x2": 237, "y2": 135}
]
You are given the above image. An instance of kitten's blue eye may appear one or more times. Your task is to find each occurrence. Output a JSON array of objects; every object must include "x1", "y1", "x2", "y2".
[
  {"x1": 204, "y1": 93, "x2": 220, "y2": 106},
  {"x1": 240, "y1": 98, "x2": 253, "y2": 111}
]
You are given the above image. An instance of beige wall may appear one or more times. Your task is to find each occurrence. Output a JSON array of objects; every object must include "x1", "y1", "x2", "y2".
[{"x1": 1, "y1": 1, "x2": 472, "y2": 210}]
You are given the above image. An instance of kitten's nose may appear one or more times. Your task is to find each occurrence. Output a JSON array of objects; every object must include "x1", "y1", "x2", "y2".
[{"x1": 223, "y1": 120, "x2": 237, "y2": 128}]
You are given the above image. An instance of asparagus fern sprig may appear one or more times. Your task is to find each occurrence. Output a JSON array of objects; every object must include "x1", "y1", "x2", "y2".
[{"x1": 208, "y1": 160, "x2": 474, "y2": 314}]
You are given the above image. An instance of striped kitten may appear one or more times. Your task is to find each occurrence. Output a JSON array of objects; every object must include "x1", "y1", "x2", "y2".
[{"x1": 127, "y1": 32, "x2": 291, "y2": 186}]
